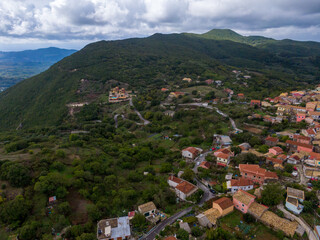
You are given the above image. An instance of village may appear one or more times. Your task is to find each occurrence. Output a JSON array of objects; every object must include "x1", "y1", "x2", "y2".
[{"x1": 90, "y1": 76, "x2": 320, "y2": 240}]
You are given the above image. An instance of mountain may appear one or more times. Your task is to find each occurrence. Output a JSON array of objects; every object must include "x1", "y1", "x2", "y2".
[
  {"x1": 0, "y1": 47, "x2": 77, "y2": 89},
  {"x1": 0, "y1": 31, "x2": 319, "y2": 130}
]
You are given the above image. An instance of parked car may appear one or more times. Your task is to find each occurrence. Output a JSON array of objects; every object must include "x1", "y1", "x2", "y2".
[
  {"x1": 292, "y1": 171, "x2": 298, "y2": 177},
  {"x1": 210, "y1": 189, "x2": 216, "y2": 194}
]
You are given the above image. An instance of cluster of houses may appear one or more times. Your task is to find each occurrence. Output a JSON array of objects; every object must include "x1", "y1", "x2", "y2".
[
  {"x1": 167, "y1": 175, "x2": 199, "y2": 201},
  {"x1": 109, "y1": 87, "x2": 131, "y2": 102}
]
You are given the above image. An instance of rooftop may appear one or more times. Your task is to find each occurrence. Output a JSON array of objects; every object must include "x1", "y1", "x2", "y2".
[
  {"x1": 233, "y1": 189, "x2": 256, "y2": 206},
  {"x1": 230, "y1": 177, "x2": 253, "y2": 187},
  {"x1": 213, "y1": 197, "x2": 233, "y2": 210},
  {"x1": 168, "y1": 175, "x2": 183, "y2": 184},
  {"x1": 287, "y1": 187, "x2": 305, "y2": 200},
  {"x1": 203, "y1": 208, "x2": 221, "y2": 224},
  {"x1": 248, "y1": 202, "x2": 268, "y2": 218},
  {"x1": 286, "y1": 140, "x2": 313, "y2": 149},
  {"x1": 138, "y1": 202, "x2": 156, "y2": 214},
  {"x1": 176, "y1": 181, "x2": 197, "y2": 194},
  {"x1": 183, "y1": 147, "x2": 199, "y2": 155},
  {"x1": 97, "y1": 217, "x2": 131, "y2": 240}
]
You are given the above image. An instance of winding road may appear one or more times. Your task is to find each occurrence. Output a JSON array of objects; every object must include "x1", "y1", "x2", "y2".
[{"x1": 129, "y1": 98, "x2": 151, "y2": 125}]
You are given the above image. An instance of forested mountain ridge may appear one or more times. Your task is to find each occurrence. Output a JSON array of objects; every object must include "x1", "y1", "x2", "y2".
[
  {"x1": 0, "y1": 31, "x2": 319, "y2": 130},
  {"x1": 0, "y1": 47, "x2": 77, "y2": 89}
]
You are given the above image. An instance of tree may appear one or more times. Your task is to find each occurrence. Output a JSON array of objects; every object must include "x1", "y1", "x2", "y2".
[
  {"x1": 160, "y1": 163, "x2": 173, "y2": 173},
  {"x1": 181, "y1": 169, "x2": 195, "y2": 182},
  {"x1": 191, "y1": 226, "x2": 202, "y2": 237},
  {"x1": 0, "y1": 195, "x2": 31, "y2": 225},
  {"x1": 76, "y1": 233, "x2": 96, "y2": 240},
  {"x1": 131, "y1": 213, "x2": 146, "y2": 231},
  {"x1": 258, "y1": 145, "x2": 269, "y2": 153},
  {"x1": 176, "y1": 229, "x2": 189, "y2": 240},
  {"x1": 204, "y1": 91, "x2": 215, "y2": 100},
  {"x1": 261, "y1": 183, "x2": 284, "y2": 206},
  {"x1": 285, "y1": 164, "x2": 294, "y2": 173},
  {"x1": 231, "y1": 146, "x2": 242, "y2": 155}
]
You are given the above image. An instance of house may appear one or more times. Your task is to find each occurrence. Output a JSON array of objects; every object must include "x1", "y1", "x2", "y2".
[
  {"x1": 296, "y1": 113, "x2": 306, "y2": 122},
  {"x1": 138, "y1": 202, "x2": 157, "y2": 217},
  {"x1": 214, "y1": 148, "x2": 233, "y2": 157},
  {"x1": 286, "y1": 140, "x2": 313, "y2": 153},
  {"x1": 212, "y1": 197, "x2": 234, "y2": 216},
  {"x1": 293, "y1": 135, "x2": 311, "y2": 145},
  {"x1": 233, "y1": 189, "x2": 256, "y2": 213},
  {"x1": 277, "y1": 154, "x2": 287, "y2": 162},
  {"x1": 224, "y1": 88, "x2": 234, "y2": 95},
  {"x1": 227, "y1": 177, "x2": 254, "y2": 193},
  {"x1": 174, "y1": 181, "x2": 198, "y2": 200},
  {"x1": 266, "y1": 157, "x2": 283, "y2": 165},
  {"x1": 302, "y1": 128, "x2": 316, "y2": 138},
  {"x1": 239, "y1": 164, "x2": 278, "y2": 184},
  {"x1": 216, "y1": 153, "x2": 231, "y2": 167},
  {"x1": 128, "y1": 211, "x2": 135, "y2": 220},
  {"x1": 167, "y1": 175, "x2": 184, "y2": 188},
  {"x1": 182, "y1": 147, "x2": 201, "y2": 160},
  {"x1": 164, "y1": 110, "x2": 175, "y2": 117},
  {"x1": 309, "y1": 111, "x2": 320, "y2": 120},
  {"x1": 164, "y1": 237, "x2": 177, "y2": 240},
  {"x1": 268, "y1": 146, "x2": 284, "y2": 156},
  {"x1": 265, "y1": 136, "x2": 279, "y2": 147},
  {"x1": 199, "y1": 161, "x2": 211, "y2": 169},
  {"x1": 286, "y1": 187, "x2": 304, "y2": 214},
  {"x1": 261, "y1": 101, "x2": 272, "y2": 107},
  {"x1": 161, "y1": 88, "x2": 169, "y2": 92},
  {"x1": 306, "y1": 102, "x2": 317, "y2": 111},
  {"x1": 205, "y1": 79, "x2": 214, "y2": 85},
  {"x1": 182, "y1": 77, "x2": 192, "y2": 83},
  {"x1": 48, "y1": 196, "x2": 57, "y2": 205},
  {"x1": 215, "y1": 135, "x2": 233, "y2": 146},
  {"x1": 168, "y1": 176, "x2": 198, "y2": 200},
  {"x1": 250, "y1": 100, "x2": 261, "y2": 107},
  {"x1": 247, "y1": 202, "x2": 269, "y2": 219},
  {"x1": 109, "y1": 87, "x2": 130, "y2": 102},
  {"x1": 97, "y1": 217, "x2": 131, "y2": 240},
  {"x1": 169, "y1": 92, "x2": 185, "y2": 98},
  {"x1": 287, "y1": 153, "x2": 303, "y2": 165},
  {"x1": 238, "y1": 143, "x2": 251, "y2": 151},
  {"x1": 238, "y1": 93, "x2": 245, "y2": 99}
]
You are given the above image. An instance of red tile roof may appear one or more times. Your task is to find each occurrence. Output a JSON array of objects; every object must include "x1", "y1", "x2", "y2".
[
  {"x1": 286, "y1": 140, "x2": 313, "y2": 149},
  {"x1": 265, "y1": 136, "x2": 279, "y2": 143},
  {"x1": 309, "y1": 152, "x2": 320, "y2": 160},
  {"x1": 199, "y1": 161, "x2": 211, "y2": 169},
  {"x1": 239, "y1": 164, "x2": 278, "y2": 179},
  {"x1": 213, "y1": 197, "x2": 233, "y2": 210},
  {"x1": 266, "y1": 157, "x2": 283, "y2": 165},
  {"x1": 183, "y1": 147, "x2": 199, "y2": 155},
  {"x1": 164, "y1": 237, "x2": 177, "y2": 240},
  {"x1": 293, "y1": 135, "x2": 311, "y2": 141},
  {"x1": 168, "y1": 175, "x2": 183, "y2": 184},
  {"x1": 176, "y1": 181, "x2": 197, "y2": 194},
  {"x1": 269, "y1": 146, "x2": 283, "y2": 154},
  {"x1": 216, "y1": 153, "x2": 230, "y2": 159},
  {"x1": 230, "y1": 177, "x2": 254, "y2": 187}
]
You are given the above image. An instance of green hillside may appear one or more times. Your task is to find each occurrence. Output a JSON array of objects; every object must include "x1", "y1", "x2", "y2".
[{"x1": 0, "y1": 32, "x2": 319, "y2": 130}]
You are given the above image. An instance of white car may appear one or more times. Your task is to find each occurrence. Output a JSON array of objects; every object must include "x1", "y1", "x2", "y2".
[
  {"x1": 197, "y1": 162, "x2": 200, "y2": 166},
  {"x1": 292, "y1": 171, "x2": 298, "y2": 177}
]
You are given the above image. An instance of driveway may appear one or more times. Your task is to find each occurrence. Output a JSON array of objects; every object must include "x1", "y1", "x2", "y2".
[{"x1": 296, "y1": 164, "x2": 309, "y2": 186}]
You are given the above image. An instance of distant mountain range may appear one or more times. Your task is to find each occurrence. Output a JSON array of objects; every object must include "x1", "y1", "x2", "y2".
[
  {"x1": 0, "y1": 29, "x2": 319, "y2": 130},
  {"x1": 0, "y1": 47, "x2": 77, "y2": 90}
]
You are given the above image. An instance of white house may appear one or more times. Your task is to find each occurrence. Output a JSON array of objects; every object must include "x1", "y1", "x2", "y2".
[
  {"x1": 216, "y1": 153, "x2": 230, "y2": 167},
  {"x1": 227, "y1": 177, "x2": 254, "y2": 193},
  {"x1": 285, "y1": 187, "x2": 304, "y2": 215},
  {"x1": 138, "y1": 202, "x2": 157, "y2": 217},
  {"x1": 168, "y1": 175, "x2": 198, "y2": 201},
  {"x1": 182, "y1": 147, "x2": 202, "y2": 160}
]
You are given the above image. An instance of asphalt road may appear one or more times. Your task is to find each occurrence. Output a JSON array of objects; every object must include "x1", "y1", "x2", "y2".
[{"x1": 129, "y1": 98, "x2": 151, "y2": 125}]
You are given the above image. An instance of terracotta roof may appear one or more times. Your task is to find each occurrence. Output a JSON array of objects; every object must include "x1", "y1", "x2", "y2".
[
  {"x1": 269, "y1": 146, "x2": 283, "y2": 154},
  {"x1": 239, "y1": 164, "x2": 278, "y2": 179},
  {"x1": 213, "y1": 197, "x2": 233, "y2": 210},
  {"x1": 293, "y1": 134, "x2": 311, "y2": 141},
  {"x1": 199, "y1": 161, "x2": 211, "y2": 169},
  {"x1": 138, "y1": 202, "x2": 156, "y2": 214},
  {"x1": 265, "y1": 136, "x2": 279, "y2": 143},
  {"x1": 286, "y1": 140, "x2": 313, "y2": 149},
  {"x1": 233, "y1": 189, "x2": 256, "y2": 205},
  {"x1": 164, "y1": 237, "x2": 177, "y2": 240},
  {"x1": 182, "y1": 147, "x2": 199, "y2": 155},
  {"x1": 309, "y1": 152, "x2": 320, "y2": 160},
  {"x1": 168, "y1": 175, "x2": 183, "y2": 184},
  {"x1": 266, "y1": 157, "x2": 283, "y2": 165},
  {"x1": 230, "y1": 177, "x2": 254, "y2": 187},
  {"x1": 309, "y1": 111, "x2": 320, "y2": 116},
  {"x1": 216, "y1": 153, "x2": 230, "y2": 159},
  {"x1": 251, "y1": 100, "x2": 261, "y2": 104},
  {"x1": 215, "y1": 148, "x2": 232, "y2": 155},
  {"x1": 176, "y1": 181, "x2": 197, "y2": 194},
  {"x1": 277, "y1": 154, "x2": 287, "y2": 160},
  {"x1": 306, "y1": 128, "x2": 316, "y2": 135}
]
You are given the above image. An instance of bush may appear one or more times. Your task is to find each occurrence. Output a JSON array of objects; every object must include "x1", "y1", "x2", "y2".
[
  {"x1": 191, "y1": 226, "x2": 202, "y2": 237},
  {"x1": 243, "y1": 213, "x2": 255, "y2": 223},
  {"x1": 176, "y1": 228, "x2": 189, "y2": 240}
]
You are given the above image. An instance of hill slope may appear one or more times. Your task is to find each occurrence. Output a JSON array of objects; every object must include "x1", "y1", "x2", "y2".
[
  {"x1": 0, "y1": 32, "x2": 319, "y2": 130},
  {"x1": 0, "y1": 47, "x2": 77, "y2": 89}
]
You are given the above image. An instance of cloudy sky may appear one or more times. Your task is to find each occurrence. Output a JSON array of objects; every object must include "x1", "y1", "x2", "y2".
[{"x1": 1, "y1": 0, "x2": 320, "y2": 51}]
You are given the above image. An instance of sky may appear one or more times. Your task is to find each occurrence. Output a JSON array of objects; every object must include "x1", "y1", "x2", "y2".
[{"x1": 1, "y1": 0, "x2": 320, "y2": 51}]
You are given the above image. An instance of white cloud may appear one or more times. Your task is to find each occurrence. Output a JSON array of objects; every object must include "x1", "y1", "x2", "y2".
[{"x1": 0, "y1": 0, "x2": 320, "y2": 50}]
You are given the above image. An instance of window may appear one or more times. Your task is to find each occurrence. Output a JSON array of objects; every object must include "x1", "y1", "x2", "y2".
[
  {"x1": 236, "y1": 205, "x2": 239, "y2": 208},
  {"x1": 253, "y1": 175, "x2": 256, "y2": 178},
  {"x1": 245, "y1": 173, "x2": 247, "y2": 176},
  {"x1": 242, "y1": 204, "x2": 244, "y2": 207},
  {"x1": 241, "y1": 208, "x2": 244, "y2": 212}
]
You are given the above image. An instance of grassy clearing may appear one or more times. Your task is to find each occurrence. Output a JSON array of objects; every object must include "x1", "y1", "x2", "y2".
[{"x1": 181, "y1": 86, "x2": 227, "y2": 98}]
